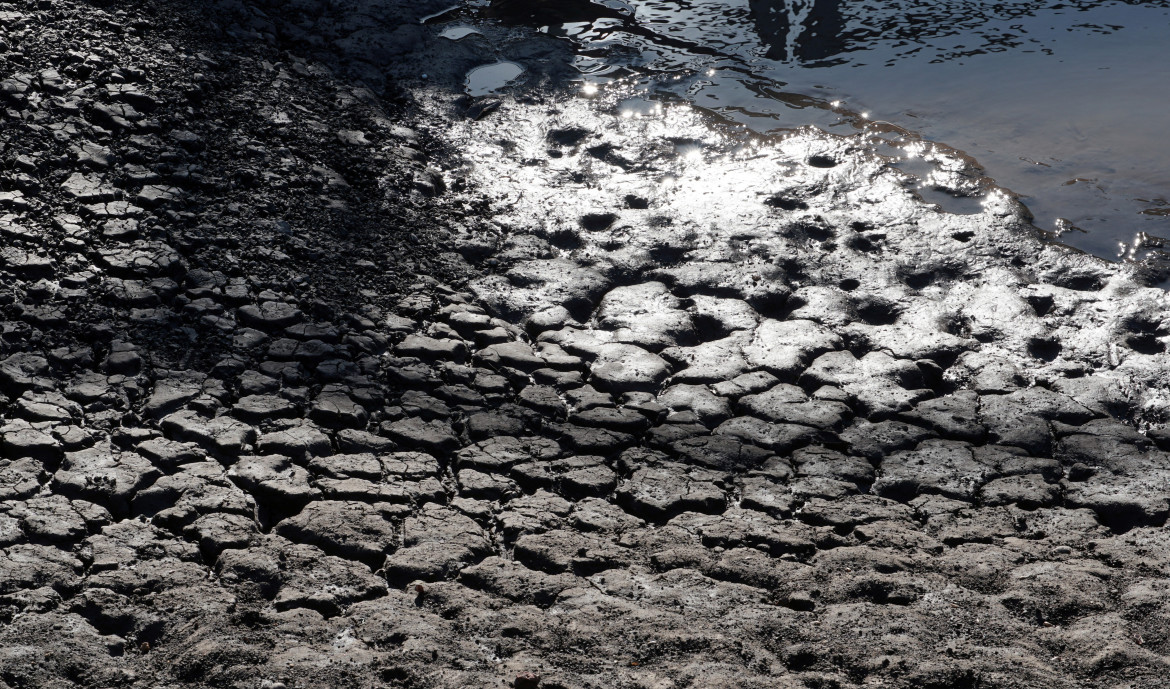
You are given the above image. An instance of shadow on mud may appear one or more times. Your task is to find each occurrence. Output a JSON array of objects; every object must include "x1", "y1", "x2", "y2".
[{"x1": 59, "y1": 0, "x2": 469, "y2": 370}]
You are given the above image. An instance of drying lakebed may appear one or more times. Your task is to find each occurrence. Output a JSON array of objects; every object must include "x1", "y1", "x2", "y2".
[{"x1": 1, "y1": 1, "x2": 1169, "y2": 689}]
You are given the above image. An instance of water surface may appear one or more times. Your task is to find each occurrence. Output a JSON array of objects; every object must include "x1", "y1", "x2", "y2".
[
  {"x1": 472, "y1": 0, "x2": 1170, "y2": 262},
  {"x1": 465, "y1": 60, "x2": 526, "y2": 96}
]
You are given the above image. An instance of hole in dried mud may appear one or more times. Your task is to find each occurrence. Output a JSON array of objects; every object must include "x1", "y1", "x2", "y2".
[
  {"x1": 838, "y1": 278, "x2": 860, "y2": 291},
  {"x1": 846, "y1": 234, "x2": 879, "y2": 253},
  {"x1": 748, "y1": 289, "x2": 797, "y2": 319},
  {"x1": 915, "y1": 360, "x2": 947, "y2": 392},
  {"x1": 379, "y1": 666, "x2": 413, "y2": 683},
  {"x1": 1028, "y1": 337, "x2": 1062, "y2": 361},
  {"x1": 940, "y1": 315, "x2": 972, "y2": 339},
  {"x1": 1121, "y1": 313, "x2": 1167, "y2": 336},
  {"x1": 765, "y1": 194, "x2": 808, "y2": 211},
  {"x1": 1025, "y1": 294, "x2": 1055, "y2": 316},
  {"x1": 1126, "y1": 333, "x2": 1166, "y2": 355},
  {"x1": 951, "y1": 231, "x2": 975, "y2": 242},
  {"x1": 783, "y1": 646, "x2": 819, "y2": 671},
  {"x1": 586, "y1": 144, "x2": 632, "y2": 169},
  {"x1": 648, "y1": 243, "x2": 692, "y2": 265},
  {"x1": 854, "y1": 296, "x2": 901, "y2": 325},
  {"x1": 791, "y1": 220, "x2": 834, "y2": 242},
  {"x1": 692, "y1": 313, "x2": 730, "y2": 340},
  {"x1": 900, "y1": 261, "x2": 963, "y2": 290},
  {"x1": 545, "y1": 228, "x2": 583, "y2": 250},
  {"x1": 902, "y1": 272, "x2": 934, "y2": 290},
  {"x1": 623, "y1": 194, "x2": 649, "y2": 209},
  {"x1": 579, "y1": 213, "x2": 618, "y2": 232},
  {"x1": 546, "y1": 127, "x2": 590, "y2": 147}
]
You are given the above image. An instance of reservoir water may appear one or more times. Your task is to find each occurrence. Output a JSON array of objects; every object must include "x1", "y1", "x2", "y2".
[{"x1": 464, "y1": 0, "x2": 1170, "y2": 264}]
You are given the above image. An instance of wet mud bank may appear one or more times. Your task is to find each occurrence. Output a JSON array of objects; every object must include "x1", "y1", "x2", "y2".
[{"x1": 1, "y1": 1, "x2": 1170, "y2": 689}]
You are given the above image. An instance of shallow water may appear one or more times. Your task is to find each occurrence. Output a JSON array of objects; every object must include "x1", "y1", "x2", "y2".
[
  {"x1": 440, "y1": 25, "x2": 482, "y2": 41},
  {"x1": 465, "y1": 60, "x2": 526, "y2": 96},
  {"x1": 464, "y1": 0, "x2": 1170, "y2": 263}
]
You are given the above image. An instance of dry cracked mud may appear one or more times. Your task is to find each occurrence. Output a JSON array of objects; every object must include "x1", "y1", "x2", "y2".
[{"x1": 1, "y1": 1, "x2": 1170, "y2": 689}]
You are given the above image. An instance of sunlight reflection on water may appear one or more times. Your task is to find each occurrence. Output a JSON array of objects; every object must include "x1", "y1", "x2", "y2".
[{"x1": 523, "y1": 0, "x2": 1170, "y2": 262}]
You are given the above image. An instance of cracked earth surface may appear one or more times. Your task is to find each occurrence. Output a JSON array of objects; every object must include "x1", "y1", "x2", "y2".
[{"x1": 1, "y1": 1, "x2": 1170, "y2": 688}]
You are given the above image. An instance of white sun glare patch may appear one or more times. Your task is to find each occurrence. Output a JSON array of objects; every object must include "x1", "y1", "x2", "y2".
[
  {"x1": 902, "y1": 141, "x2": 927, "y2": 158},
  {"x1": 444, "y1": 92, "x2": 908, "y2": 271}
]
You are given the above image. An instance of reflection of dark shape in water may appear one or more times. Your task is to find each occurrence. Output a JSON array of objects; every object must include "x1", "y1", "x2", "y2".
[
  {"x1": 486, "y1": 0, "x2": 633, "y2": 25},
  {"x1": 749, "y1": 0, "x2": 845, "y2": 63},
  {"x1": 485, "y1": 0, "x2": 726, "y2": 56}
]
